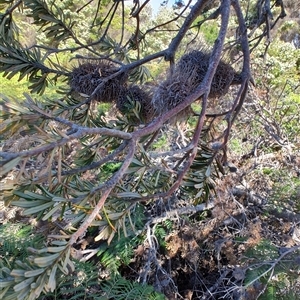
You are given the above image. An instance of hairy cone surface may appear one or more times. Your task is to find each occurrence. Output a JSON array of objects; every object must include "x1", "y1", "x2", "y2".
[
  {"x1": 69, "y1": 61, "x2": 127, "y2": 103},
  {"x1": 152, "y1": 50, "x2": 241, "y2": 118}
]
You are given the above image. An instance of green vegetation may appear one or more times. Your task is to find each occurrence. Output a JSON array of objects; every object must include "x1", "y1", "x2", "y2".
[
  {"x1": 0, "y1": 76, "x2": 29, "y2": 98},
  {"x1": 1, "y1": 0, "x2": 300, "y2": 299}
]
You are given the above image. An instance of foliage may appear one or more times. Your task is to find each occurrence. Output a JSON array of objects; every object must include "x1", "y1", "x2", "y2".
[
  {"x1": 0, "y1": 224, "x2": 44, "y2": 262},
  {"x1": 0, "y1": 76, "x2": 29, "y2": 98},
  {"x1": 44, "y1": 260, "x2": 100, "y2": 300},
  {"x1": 99, "y1": 275, "x2": 165, "y2": 300},
  {"x1": 243, "y1": 240, "x2": 300, "y2": 300},
  {"x1": 0, "y1": 0, "x2": 297, "y2": 299}
]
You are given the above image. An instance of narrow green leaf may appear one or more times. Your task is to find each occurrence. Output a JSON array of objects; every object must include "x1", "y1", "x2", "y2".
[
  {"x1": 15, "y1": 261, "x2": 30, "y2": 269},
  {"x1": 18, "y1": 66, "x2": 35, "y2": 81},
  {"x1": 47, "y1": 264, "x2": 57, "y2": 292},
  {"x1": 10, "y1": 269, "x2": 25, "y2": 277},
  {"x1": 14, "y1": 277, "x2": 34, "y2": 292},
  {"x1": 68, "y1": 259, "x2": 75, "y2": 272},
  {"x1": 24, "y1": 268, "x2": 45, "y2": 278},
  {"x1": 62, "y1": 247, "x2": 71, "y2": 272},
  {"x1": 131, "y1": 157, "x2": 144, "y2": 166},
  {"x1": 24, "y1": 191, "x2": 50, "y2": 200},
  {"x1": 12, "y1": 200, "x2": 48, "y2": 208},
  {"x1": 0, "y1": 280, "x2": 14, "y2": 288},
  {"x1": 23, "y1": 202, "x2": 53, "y2": 215},
  {"x1": 39, "y1": 14, "x2": 60, "y2": 23},
  {"x1": 0, "y1": 286, "x2": 11, "y2": 298},
  {"x1": 195, "y1": 189, "x2": 203, "y2": 198},
  {"x1": 125, "y1": 167, "x2": 143, "y2": 174},
  {"x1": 31, "y1": 272, "x2": 46, "y2": 298},
  {"x1": 46, "y1": 245, "x2": 67, "y2": 253},
  {"x1": 205, "y1": 166, "x2": 211, "y2": 177},
  {"x1": 13, "y1": 190, "x2": 36, "y2": 200},
  {"x1": 0, "y1": 58, "x2": 22, "y2": 64},
  {"x1": 50, "y1": 240, "x2": 68, "y2": 246},
  {"x1": 42, "y1": 203, "x2": 62, "y2": 220},
  {"x1": 1, "y1": 267, "x2": 11, "y2": 275},
  {"x1": 107, "y1": 212, "x2": 125, "y2": 220},
  {"x1": 47, "y1": 234, "x2": 70, "y2": 239},
  {"x1": 0, "y1": 45, "x2": 26, "y2": 61},
  {"x1": 34, "y1": 253, "x2": 60, "y2": 268},
  {"x1": 27, "y1": 247, "x2": 47, "y2": 254},
  {"x1": 52, "y1": 196, "x2": 67, "y2": 202},
  {"x1": 17, "y1": 285, "x2": 31, "y2": 300},
  {"x1": 5, "y1": 63, "x2": 29, "y2": 73},
  {"x1": 0, "y1": 157, "x2": 21, "y2": 176},
  {"x1": 194, "y1": 182, "x2": 204, "y2": 189}
]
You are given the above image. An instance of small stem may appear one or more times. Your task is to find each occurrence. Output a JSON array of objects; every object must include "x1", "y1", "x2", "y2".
[{"x1": 70, "y1": 139, "x2": 136, "y2": 244}]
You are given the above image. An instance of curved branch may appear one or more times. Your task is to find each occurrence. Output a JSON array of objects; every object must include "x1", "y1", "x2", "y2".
[
  {"x1": 165, "y1": 0, "x2": 211, "y2": 62},
  {"x1": 4, "y1": 0, "x2": 22, "y2": 16},
  {"x1": 132, "y1": 0, "x2": 232, "y2": 200},
  {"x1": 143, "y1": 0, "x2": 192, "y2": 35}
]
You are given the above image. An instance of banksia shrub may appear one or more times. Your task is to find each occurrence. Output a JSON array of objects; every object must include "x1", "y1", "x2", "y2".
[
  {"x1": 152, "y1": 50, "x2": 241, "y2": 117},
  {"x1": 69, "y1": 60, "x2": 127, "y2": 103},
  {"x1": 116, "y1": 85, "x2": 154, "y2": 123}
]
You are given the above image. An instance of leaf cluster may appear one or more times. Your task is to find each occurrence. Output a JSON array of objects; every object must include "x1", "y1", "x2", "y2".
[
  {"x1": 0, "y1": 234, "x2": 75, "y2": 300},
  {"x1": 24, "y1": 0, "x2": 75, "y2": 44},
  {"x1": 0, "y1": 40, "x2": 54, "y2": 94}
]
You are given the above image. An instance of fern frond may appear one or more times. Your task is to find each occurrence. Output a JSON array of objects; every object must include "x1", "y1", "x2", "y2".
[{"x1": 100, "y1": 276, "x2": 165, "y2": 300}]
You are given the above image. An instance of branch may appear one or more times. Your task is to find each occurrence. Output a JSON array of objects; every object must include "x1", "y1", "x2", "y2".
[
  {"x1": 165, "y1": 0, "x2": 211, "y2": 63},
  {"x1": 33, "y1": 142, "x2": 129, "y2": 183},
  {"x1": 69, "y1": 139, "x2": 136, "y2": 244},
  {"x1": 0, "y1": 114, "x2": 132, "y2": 165},
  {"x1": 129, "y1": 0, "x2": 232, "y2": 201},
  {"x1": 142, "y1": 200, "x2": 215, "y2": 227},
  {"x1": 142, "y1": 0, "x2": 192, "y2": 35},
  {"x1": 216, "y1": 0, "x2": 252, "y2": 163},
  {"x1": 4, "y1": 0, "x2": 22, "y2": 16},
  {"x1": 245, "y1": 244, "x2": 300, "y2": 288}
]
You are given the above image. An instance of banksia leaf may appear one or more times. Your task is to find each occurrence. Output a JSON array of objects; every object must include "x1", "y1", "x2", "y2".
[
  {"x1": 46, "y1": 246, "x2": 68, "y2": 253},
  {"x1": 23, "y1": 202, "x2": 54, "y2": 215},
  {"x1": 10, "y1": 269, "x2": 26, "y2": 277},
  {"x1": 14, "y1": 277, "x2": 35, "y2": 292},
  {"x1": 0, "y1": 157, "x2": 21, "y2": 176},
  {"x1": 34, "y1": 253, "x2": 60, "y2": 268},
  {"x1": 24, "y1": 269, "x2": 45, "y2": 278},
  {"x1": 46, "y1": 264, "x2": 57, "y2": 292}
]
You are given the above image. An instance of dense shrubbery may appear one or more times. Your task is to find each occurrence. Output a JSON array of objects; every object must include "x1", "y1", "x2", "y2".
[{"x1": 0, "y1": 1, "x2": 299, "y2": 299}]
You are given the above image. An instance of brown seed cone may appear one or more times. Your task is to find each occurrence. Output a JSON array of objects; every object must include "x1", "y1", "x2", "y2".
[
  {"x1": 176, "y1": 50, "x2": 238, "y2": 97},
  {"x1": 152, "y1": 75, "x2": 194, "y2": 120},
  {"x1": 116, "y1": 85, "x2": 154, "y2": 123},
  {"x1": 152, "y1": 50, "x2": 241, "y2": 119},
  {"x1": 69, "y1": 61, "x2": 127, "y2": 103}
]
